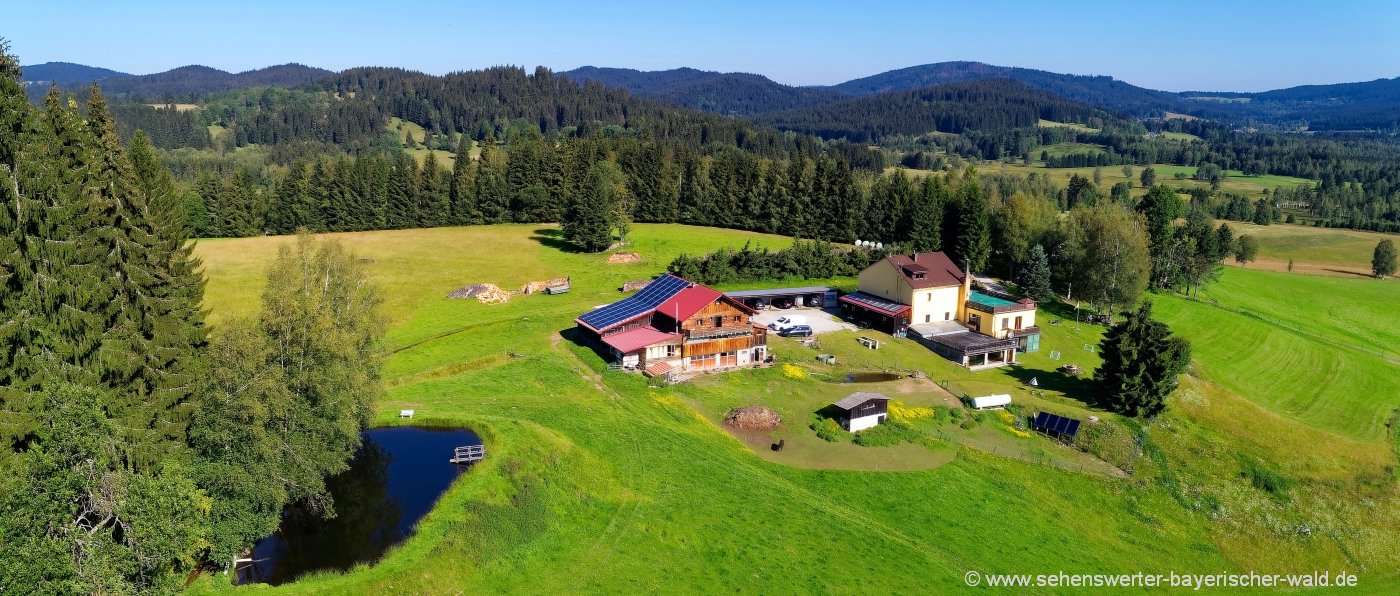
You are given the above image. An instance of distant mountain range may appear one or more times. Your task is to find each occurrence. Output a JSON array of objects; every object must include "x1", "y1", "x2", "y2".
[
  {"x1": 21, "y1": 62, "x2": 334, "y2": 100},
  {"x1": 564, "y1": 62, "x2": 1400, "y2": 130},
  {"x1": 21, "y1": 59, "x2": 1400, "y2": 131},
  {"x1": 21, "y1": 62, "x2": 130, "y2": 86}
]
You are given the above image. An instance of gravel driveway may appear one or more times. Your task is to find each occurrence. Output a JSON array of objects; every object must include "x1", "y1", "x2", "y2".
[{"x1": 751, "y1": 307, "x2": 857, "y2": 334}]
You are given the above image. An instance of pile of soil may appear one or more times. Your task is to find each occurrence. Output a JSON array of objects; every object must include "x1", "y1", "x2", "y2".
[
  {"x1": 620, "y1": 279, "x2": 651, "y2": 292},
  {"x1": 723, "y1": 406, "x2": 781, "y2": 431},
  {"x1": 447, "y1": 283, "x2": 513, "y2": 303},
  {"x1": 607, "y1": 251, "x2": 642, "y2": 264}
]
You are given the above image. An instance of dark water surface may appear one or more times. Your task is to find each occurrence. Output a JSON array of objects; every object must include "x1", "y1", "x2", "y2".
[
  {"x1": 842, "y1": 371, "x2": 904, "y2": 383},
  {"x1": 237, "y1": 426, "x2": 481, "y2": 585}
]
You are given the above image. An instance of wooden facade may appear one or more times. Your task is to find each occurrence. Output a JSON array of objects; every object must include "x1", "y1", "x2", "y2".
[{"x1": 580, "y1": 277, "x2": 767, "y2": 378}]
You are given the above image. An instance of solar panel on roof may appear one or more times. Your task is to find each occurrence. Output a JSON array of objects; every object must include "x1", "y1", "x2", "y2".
[{"x1": 577, "y1": 274, "x2": 691, "y2": 331}]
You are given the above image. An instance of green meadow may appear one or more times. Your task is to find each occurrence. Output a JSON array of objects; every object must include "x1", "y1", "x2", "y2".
[{"x1": 190, "y1": 224, "x2": 1400, "y2": 593}]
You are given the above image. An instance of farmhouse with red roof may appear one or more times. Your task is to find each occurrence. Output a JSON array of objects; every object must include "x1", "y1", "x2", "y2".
[{"x1": 575, "y1": 274, "x2": 768, "y2": 379}]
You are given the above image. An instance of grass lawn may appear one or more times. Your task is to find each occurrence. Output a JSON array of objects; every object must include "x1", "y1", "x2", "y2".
[
  {"x1": 1036, "y1": 141, "x2": 1107, "y2": 158},
  {"x1": 898, "y1": 161, "x2": 1310, "y2": 200},
  {"x1": 1219, "y1": 221, "x2": 1399, "y2": 274},
  {"x1": 188, "y1": 224, "x2": 1400, "y2": 592},
  {"x1": 1037, "y1": 119, "x2": 1100, "y2": 133},
  {"x1": 1160, "y1": 131, "x2": 1202, "y2": 142}
]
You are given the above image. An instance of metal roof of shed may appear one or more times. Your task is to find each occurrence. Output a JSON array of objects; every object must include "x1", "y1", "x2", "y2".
[{"x1": 833, "y1": 392, "x2": 891, "y2": 411}]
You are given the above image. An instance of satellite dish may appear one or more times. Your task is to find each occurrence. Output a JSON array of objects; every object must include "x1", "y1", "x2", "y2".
[
  {"x1": 856, "y1": 239, "x2": 865, "y2": 247},
  {"x1": 1030, "y1": 377, "x2": 1039, "y2": 387},
  {"x1": 875, "y1": 242, "x2": 884, "y2": 250}
]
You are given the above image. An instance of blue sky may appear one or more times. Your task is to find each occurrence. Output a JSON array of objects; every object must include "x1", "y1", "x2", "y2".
[{"x1": 7, "y1": 0, "x2": 1399, "y2": 91}]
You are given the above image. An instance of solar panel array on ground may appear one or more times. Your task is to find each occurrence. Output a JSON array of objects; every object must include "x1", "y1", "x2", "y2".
[
  {"x1": 1031, "y1": 412, "x2": 1082, "y2": 437},
  {"x1": 577, "y1": 274, "x2": 690, "y2": 331}
]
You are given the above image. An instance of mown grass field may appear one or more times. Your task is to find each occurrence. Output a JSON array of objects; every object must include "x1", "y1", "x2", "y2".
[
  {"x1": 1155, "y1": 267, "x2": 1400, "y2": 440},
  {"x1": 897, "y1": 161, "x2": 1311, "y2": 200},
  {"x1": 1219, "y1": 221, "x2": 1399, "y2": 275},
  {"x1": 190, "y1": 224, "x2": 1400, "y2": 593},
  {"x1": 1036, "y1": 141, "x2": 1107, "y2": 158}
]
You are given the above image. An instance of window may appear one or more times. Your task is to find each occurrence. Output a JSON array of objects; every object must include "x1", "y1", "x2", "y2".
[
  {"x1": 1001, "y1": 318, "x2": 1009, "y2": 330},
  {"x1": 1014, "y1": 316, "x2": 1023, "y2": 330},
  {"x1": 926, "y1": 293, "x2": 931, "y2": 301},
  {"x1": 945, "y1": 312, "x2": 950, "y2": 320},
  {"x1": 925, "y1": 314, "x2": 931, "y2": 323},
  {"x1": 969, "y1": 314, "x2": 982, "y2": 328},
  {"x1": 713, "y1": 315, "x2": 724, "y2": 327}
]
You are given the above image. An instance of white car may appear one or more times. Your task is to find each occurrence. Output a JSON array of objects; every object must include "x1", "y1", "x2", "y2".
[{"x1": 768, "y1": 315, "x2": 807, "y2": 330}]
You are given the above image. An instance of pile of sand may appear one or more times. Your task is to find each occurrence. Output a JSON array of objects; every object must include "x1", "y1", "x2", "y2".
[
  {"x1": 723, "y1": 406, "x2": 782, "y2": 431},
  {"x1": 607, "y1": 251, "x2": 642, "y2": 264},
  {"x1": 447, "y1": 283, "x2": 514, "y2": 303}
]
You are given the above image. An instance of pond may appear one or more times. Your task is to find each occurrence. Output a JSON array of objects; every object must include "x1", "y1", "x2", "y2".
[
  {"x1": 236, "y1": 426, "x2": 482, "y2": 586},
  {"x1": 840, "y1": 371, "x2": 904, "y2": 383}
]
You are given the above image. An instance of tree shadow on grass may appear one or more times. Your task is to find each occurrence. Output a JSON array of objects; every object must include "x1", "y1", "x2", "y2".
[
  {"x1": 1002, "y1": 365, "x2": 1110, "y2": 411},
  {"x1": 1038, "y1": 297, "x2": 1110, "y2": 323},
  {"x1": 531, "y1": 228, "x2": 583, "y2": 253},
  {"x1": 1322, "y1": 267, "x2": 1374, "y2": 279}
]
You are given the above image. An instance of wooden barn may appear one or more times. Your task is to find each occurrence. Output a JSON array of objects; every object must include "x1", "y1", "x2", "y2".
[
  {"x1": 575, "y1": 274, "x2": 768, "y2": 378},
  {"x1": 832, "y1": 392, "x2": 890, "y2": 432}
]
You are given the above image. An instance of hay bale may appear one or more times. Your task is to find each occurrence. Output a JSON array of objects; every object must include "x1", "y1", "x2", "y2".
[
  {"x1": 723, "y1": 406, "x2": 781, "y2": 431},
  {"x1": 607, "y1": 251, "x2": 642, "y2": 264}
]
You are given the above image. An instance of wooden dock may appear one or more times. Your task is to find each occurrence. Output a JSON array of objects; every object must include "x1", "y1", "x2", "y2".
[{"x1": 449, "y1": 444, "x2": 485, "y2": 464}]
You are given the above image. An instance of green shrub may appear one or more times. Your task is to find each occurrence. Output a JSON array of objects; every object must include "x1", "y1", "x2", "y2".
[
  {"x1": 812, "y1": 417, "x2": 845, "y2": 442},
  {"x1": 959, "y1": 417, "x2": 978, "y2": 430},
  {"x1": 1073, "y1": 419, "x2": 1137, "y2": 472},
  {"x1": 852, "y1": 420, "x2": 921, "y2": 447},
  {"x1": 1239, "y1": 455, "x2": 1292, "y2": 499}
]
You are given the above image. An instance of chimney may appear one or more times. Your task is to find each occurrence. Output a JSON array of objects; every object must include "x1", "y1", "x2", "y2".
[{"x1": 957, "y1": 259, "x2": 972, "y2": 323}]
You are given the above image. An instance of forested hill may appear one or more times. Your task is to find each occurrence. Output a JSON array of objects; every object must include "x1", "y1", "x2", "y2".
[
  {"x1": 562, "y1": 66, "x2": 850, "y2": 115},
  {"x1": 1181, "y1": 77, "x2": 1400, "y2": 130},
  {"x1": 55, "y1": 63, "x2": 334, "y2": 101},
  {"x1": 20, "y1": 61, "x2": 128, "y2": 85},
  {"x1": 824, "y1": 61, "x2": 1193, "y2": 116},
  {"x1": 566, "y1": 61, "x2": 1400, "y2": 130},
  {"x1": 756, "y1": 78, "x2": 1120, "y2": 143},
  {"x1": 311, "y1": 66, "x2": 869, "y2": 163}
]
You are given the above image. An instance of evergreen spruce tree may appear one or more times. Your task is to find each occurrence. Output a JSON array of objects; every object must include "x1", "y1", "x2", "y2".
[
  {"x1": 385, "y1": 151, "x2": 419, "y2": 228},
  {"x1": 418, "y1": 151, "x2": 449, "y2": 227},
  {"x1": 954, "y1": 176, "x2": 991, "y2": 272},
  {"x1": 1016, "y1": 244, "x2": 1054, "y2": 301},
  {"x1": 1094, "y1": 301, "x2": 1191, "y2": 418},
  {"x1": 563, "y1": 163, "x2": 619, "y2": 252},
  {"x1": 908, "y1": 175, "x2": 945, "y2": 252},
  {"x1": 449, "y1": 136, "x2": 481, "y2": 224},
  {"x1": 475, "y1": 135, "x2": 510, "y2": 223}
]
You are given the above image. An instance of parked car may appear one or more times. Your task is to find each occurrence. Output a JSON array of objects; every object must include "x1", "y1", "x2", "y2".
[
  {"x1": 768, "y1": 315, "x2": 807, "y2": 330},
  {"x1": 778, "y1": 325, "x2": 814, "y2": 338}
]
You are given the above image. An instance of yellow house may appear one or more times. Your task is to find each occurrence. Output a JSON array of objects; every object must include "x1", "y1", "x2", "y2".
[{"x1": 840, "y1": 251, "x2": 1040, "y2": 368}]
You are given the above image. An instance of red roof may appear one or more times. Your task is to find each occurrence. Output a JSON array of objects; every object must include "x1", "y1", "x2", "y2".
[
  {"x1": 655, "y1": 286, "x2": 724, "y2": 322},
  {"x1": 601, "y1": 326, "x2": 679, "y2": 354},
  {"x1": 886, "y1": 252, "x2": 964, "y2": 289},
  {"x1": 644, "y1": 361, "x2": 674, "y2": 378}
]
